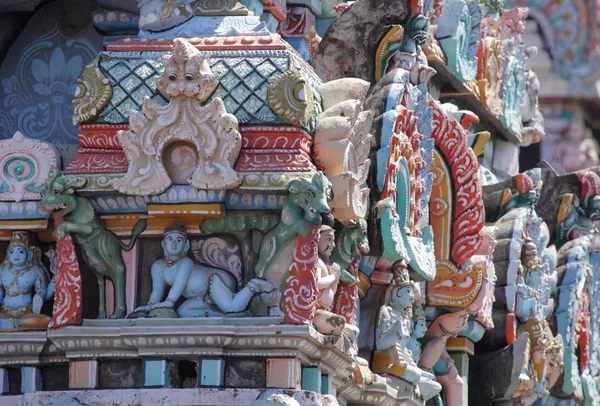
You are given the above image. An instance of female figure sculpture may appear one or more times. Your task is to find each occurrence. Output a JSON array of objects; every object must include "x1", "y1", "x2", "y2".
[
  {"x1": 133, "y1": 222, "x2": 274, "y2": 318},
  {"x1": 0, "y1": 231, "x2": 55, "y2": 330}
]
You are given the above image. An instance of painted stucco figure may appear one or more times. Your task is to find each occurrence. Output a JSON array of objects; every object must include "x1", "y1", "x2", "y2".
[
  {"x1": 133, "y1": 222, "x2": 275, "y2": 318},
  {"x1": 0, "y1": 231, "x2": 55, "y2": 330},
  {"x1": 373, "y1": 262, "x2": 442, "y2": 400},
  {"x1": 312, "y1": 213, "x2": 346, "y2": 335},
  {"x1": 255, "y1": 172, "x2": 332, "y2": 296},
  {"x1": 40, "y1": 168, "x2": 146, "y2": 319}
]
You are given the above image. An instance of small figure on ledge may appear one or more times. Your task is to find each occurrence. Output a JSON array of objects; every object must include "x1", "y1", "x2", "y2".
[
  {"x1": 407, "y1": 302, "x2": 427, "y2": 364},
  {"x1": 0, "y1": 231, "x2": 55, "y2": 330},
  {"x1": 313, "y1": 213, "x2": 346, "y2": 335},
  {"x1": 372, "y1": 262, "x2": 442, "y2": 400},
  {"x1": 515, "y1": 236, "x2": 552, "y2": 396},
  {"x1": 131, "y1": 222, "x2": 275, "y2": 318}
]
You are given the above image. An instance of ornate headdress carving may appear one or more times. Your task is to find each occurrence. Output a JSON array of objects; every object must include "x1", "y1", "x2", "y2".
[
  {"x1": 392, "y1": 261, "x2": 413, "y2": 288},
  {"x1": 8, "y1": 230, "x2": 34, "y2": 249},
  {"x1": 164, "y1": 221, "x2": 188, "y2": 238},
  {"x1": 412, "y1": 302, "x2": 425, "y2": 322},
  {"x1": 520, "y1": 236, "x2": 543, "y2": 273}
]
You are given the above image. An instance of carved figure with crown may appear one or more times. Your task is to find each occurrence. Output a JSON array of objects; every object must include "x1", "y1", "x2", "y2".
[
  {"x1": 0, "y1": 231, "x2": 55, "y2": 330},
  {"x1": 515, "y1": 236, "x2": 551, "y2": 396},
  {"x1": 312, "y1": 213, "x2": 347, "y2": 335},
  {"x1": 132, "y1": 222, "x2": 276, "y2": 318},
  {"x1": 372, "y1": 262, "x2": 442, "y2": 400}
]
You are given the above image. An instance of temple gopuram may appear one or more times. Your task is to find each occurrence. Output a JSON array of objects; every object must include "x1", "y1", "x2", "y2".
[{"x1": 1, "y1": 0, "x2": 600, "y2": 405}]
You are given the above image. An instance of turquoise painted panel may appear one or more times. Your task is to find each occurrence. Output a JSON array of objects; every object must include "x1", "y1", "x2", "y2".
[
  {"x1": 200, "y1": 359, "x2": 225, "y2": 387},
  {"x1": 320, "y1": 374, "x2": 330, "y2": 395},
  {"x1": 301, "y1": 366, "x2": 321, "y2": 393},
  {"x1": 144, "y1": 360, "x2": 168, "y2": 387}
]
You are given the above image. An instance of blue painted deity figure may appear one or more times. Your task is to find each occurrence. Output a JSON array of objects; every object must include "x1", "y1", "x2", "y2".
[
  {"x1": 0, "y1": 231, "x2": 55, "y2": 330},
  {"x1": 133, "y1": 222, "x2": 275, "y2": 318},
  {"x1": 373, "y1": 262, "x2": 442, "y2": 400},
  {"x1": 407, "y1": 303, "x2": 427, "y2": 364},
  {"x1": 515, "y1": 236, "x2": 551, "y2": 396}
]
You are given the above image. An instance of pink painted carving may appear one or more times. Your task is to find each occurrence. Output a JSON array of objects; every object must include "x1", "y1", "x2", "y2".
[
  {"x1": 49, "y1": 217, "x2": 83, "y2": 329},
  {"x1": 278, "y1": 7, "x2": 316, "y2": 40},
  {"x1": 283, "y1": 223, "x2": 319, "y2": 324}
]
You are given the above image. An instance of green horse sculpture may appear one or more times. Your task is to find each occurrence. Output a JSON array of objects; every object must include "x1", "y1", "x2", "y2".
[{"x1": 40, "y1": 168, "x2": 146, "y2": 319}]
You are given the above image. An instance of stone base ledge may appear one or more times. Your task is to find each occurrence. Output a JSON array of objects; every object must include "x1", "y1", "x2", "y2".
[
  {"x1": 0, "y1": 388, "x2": 327, "y2": 406},
  {"x1": 338, "y1": 375, "x2": 424, "y2": 406},
  {"x1": 1, "y1": 318, "x2": 356, "y2": 379}
]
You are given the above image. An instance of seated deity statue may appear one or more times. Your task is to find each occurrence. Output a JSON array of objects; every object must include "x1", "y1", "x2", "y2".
[
  {"x1": 312, "y1": 213, "x2": 346, "y2": 335},
  {"x1": 0, "y1": 231, "x2": 55, "y2": 330},
  {"x1": 373, "y1": 262, "x2": 442, "y2": 400},
  {"x1": 132, "y1": 222, "x2": 275, "y2": 318}
]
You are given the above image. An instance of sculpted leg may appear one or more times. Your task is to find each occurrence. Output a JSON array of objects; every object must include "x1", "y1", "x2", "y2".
[
  {"x1": 176, "y1": 298, "x2": 217, "y2": 318},
  {"x1": 208, "y1": 274, "x2": 275, "y2": 313},
  {"x1": 437, "y1": 374, "x2": 464, "y2": 406},
  {"x1": 110, "y1": 268, "x2": 127, "y2": 319},
  {"x1": 96, "y1": 274, "x2": 106, "y2": 319}
]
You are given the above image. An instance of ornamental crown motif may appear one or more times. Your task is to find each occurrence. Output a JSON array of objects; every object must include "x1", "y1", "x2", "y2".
[
  {"x1": 392, "y1": 261, "x2": 413, "y2": 288},
  {"x1": 8, "y1": 230, "x2": 34, "y2": 249}
]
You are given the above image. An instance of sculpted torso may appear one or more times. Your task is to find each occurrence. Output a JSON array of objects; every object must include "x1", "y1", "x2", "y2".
[
  {"x1": 316, "y1": 259, "x2": 339, "y2": 309},
  {"x1": 152, "y1": 257, "x2": 235, "y2": 304},
  {"x1": 0, "y1": 265, "x2": 44, "y2": 310}
]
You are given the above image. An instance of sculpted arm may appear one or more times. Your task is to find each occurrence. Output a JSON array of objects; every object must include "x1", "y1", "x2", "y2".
[
  {"x1": 376, "y1": 306, "x2": 399, "y2": 351},
  {"x1": 32, "y1": 265, "x2": 48, "y2": 313},
  {"x1": 148, "y1": 262, "x2": 167, "y2": 305},
  {"x1": 158, "y1": 258, "x2": 192, "y2": 307},
  {"x1": 135, "y1": 262, "x2": 166, "y2": 311}
]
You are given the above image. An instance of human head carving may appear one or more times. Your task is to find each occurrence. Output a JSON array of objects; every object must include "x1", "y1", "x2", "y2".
[{"x1": 162, "y1": 222, "x2": 190, "y2": 258}]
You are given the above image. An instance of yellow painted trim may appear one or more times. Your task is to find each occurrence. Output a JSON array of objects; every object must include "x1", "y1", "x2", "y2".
[
  {"x1": 446, "y1": 337, "x2": 475, "y2": 356},
  {"x1": 147, "y1": 203, "x2": 224, "y2": 216}
]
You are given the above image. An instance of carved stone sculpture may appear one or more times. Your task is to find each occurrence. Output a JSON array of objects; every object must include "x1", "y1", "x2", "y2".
[
  {"x1": 330, "y1": 218, "x2": 369, "y2": 325},
  {"x1": 407, "y1": 303, "x2": 427, "y2": 363},
  {"x1": 435, "y1": 0, "x2": 484, "y2": 82},
  {"x1": 312, "y1": 214, "x2": 346, "y2": 335},
  {"x1": 132, "y1": 222, "x2": 275, "y2": 318},
  {"x1": 72, "y1": 57, "x2": 112, "y2": 125},
  {"x1": 0, "y1": 131, "x2": 61, "y2": 202},
  {"x1": 40, "y1": 168, "x2": 147, "y2": 319},
  {"x1": 419, "y1": 310, "x2": 470, "y2": 406},
  {"x1": 515, "y1": 237, "x2": 551, "y2": 395},
  {"x1": 114, "y1": 38, "x2": 242, "y2": 195},
  {"x1": 372, "y1": 262, "x2": 442, "y2": 400},
  {"x1": 315, "y1": 78, "x2": 373, "y2": 224},
  {"x1": 255, "y1": 172, "x2": 332, "y2": 296},
  {"x1": 0, "y1": 231, "x2": 55, "y2": 330}
]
